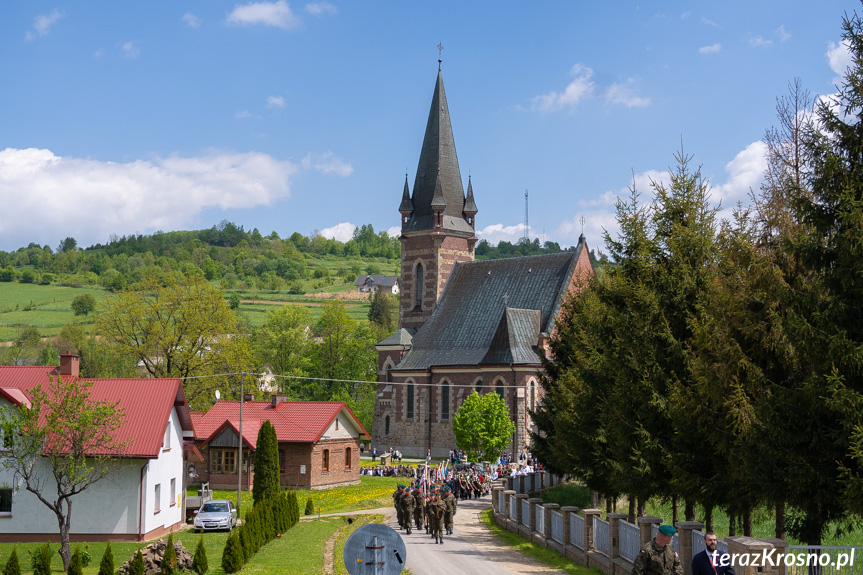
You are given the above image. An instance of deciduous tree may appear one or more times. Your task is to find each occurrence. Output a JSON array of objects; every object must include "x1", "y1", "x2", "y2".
[{"x1": 452, "y1": 391, "x2": 515, "y2": 462}]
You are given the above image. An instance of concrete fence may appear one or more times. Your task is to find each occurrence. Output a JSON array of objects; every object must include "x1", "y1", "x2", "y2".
[{"x1": 490, "y1": 482, "x2": 790, "y2": 575}]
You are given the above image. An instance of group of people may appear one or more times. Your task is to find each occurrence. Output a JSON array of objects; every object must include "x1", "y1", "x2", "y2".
[
  {"x1": 360, "y1": 464, "x2": 417, "y2": 477},
  {"x1": 632, "y1": 525, "x2": 734, "y2": 575},
  {"x1": 392, "y1": 483, "x2": 458, "y2": 544}
]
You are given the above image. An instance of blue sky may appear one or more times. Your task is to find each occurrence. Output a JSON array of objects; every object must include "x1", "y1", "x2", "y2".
[{"x1": 0, "y1": 1, "x2": 858, "y2": 253}]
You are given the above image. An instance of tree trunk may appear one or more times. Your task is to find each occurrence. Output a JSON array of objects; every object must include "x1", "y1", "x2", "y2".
[
  {"x1": 591, "y1": 491, "x2": 599, "y2": 508},
  {"x1": 704, "y1": 505, "x2": 714, "y2": 533},
  {"x1": 606, "y1": 496, "x2": 613, "y2": 515},
  {"x1": 743, "y1": 508, "x2": 753, "y2": 537},
  {"x1": 56, "y1": 500, "x2": 72, "y2": 571},
  {"x1": 685, "y1": 500, "x2": 696, "y2": 521},
  {"x1": 628, "y1": 495, "x2": 636, "y2": 523},
  {"x1": 672, "y1": 497, "x2": 679, "y2": 525},
  {"x1": 728, "y1": 514, "x2": 736, "y2": 537},
  {"x1": 638, "y1": 497, "x2": 646, "y2": 517},
  {"x1": 775, "y1": 502, "x2": 786, "y2": 539}
]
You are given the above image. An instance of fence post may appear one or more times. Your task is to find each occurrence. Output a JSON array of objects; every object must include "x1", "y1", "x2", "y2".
[
  {"x1": 561, "y1": 506, "x2": 580, "y2": 546},
  {"x1": 583, "y1": 508, "x2": 602, "y2": 551},
  {"x1": 544, "y1": 503, "x2": 559, "y2": 544},
  {"x1": 675, "y1": 521, "x2": 705, "y2": 575},
  {"x1": 725, "y1": 536, "x2": 784, "y2": 575},
  {"x1": 515, "y1": 493, "x2": 529, "y2": 524},
  {"x1": 637, "y1": 516, "x2": 662, "y2": 547},
  {"x1": 492, "y1": 485, "x2": 503, "y2": 514},
  {"x1": 608, "y1": 512, "x2": 627, "y2": 560},
  {"x1": 528, "y1": 497, "x2": 543, "y2": 531}
]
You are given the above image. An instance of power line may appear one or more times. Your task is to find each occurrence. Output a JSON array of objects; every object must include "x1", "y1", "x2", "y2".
[{"x1": 179, "y1": 371, "x2": 539, "y2": 390}]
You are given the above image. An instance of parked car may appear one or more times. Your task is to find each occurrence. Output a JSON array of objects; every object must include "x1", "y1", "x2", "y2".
[{"x1": 193, "y1": 499, "x2": 237, "y2": 532}]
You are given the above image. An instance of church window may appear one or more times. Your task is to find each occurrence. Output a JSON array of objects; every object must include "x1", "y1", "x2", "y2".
[
  {"x1": 415, "y1": 263, "x2": 424, "y2": 308},
  {"x1": 385, "y1": 415, "x2": 390, "y2": 435},
  {"x1": 495, "y1": 378, "x2": 504, "y2": 397},
  {"x1": 530, "y1": 379, "x2": 536, "y2": 411},
  {"x1": 476, "y1": 379, "x2": 483, "y2": 395},
  {"x1": 407, "y1": 383, "x2": 415, "y2": 419},
  {"x1": 386, "y1": 365, "x2": 392, "y2": 382},
  {"x1": 442, "y1": 381, "x2": 450, "y2": 420}
]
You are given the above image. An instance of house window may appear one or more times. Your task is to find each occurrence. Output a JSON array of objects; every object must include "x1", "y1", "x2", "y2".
[
  {"x1": 323, "y1": 449, "x2": 330, "y2": 473},
  {"x1": 345, "y1": 447, "x2": 352, "y2": 470},
  {"x1": 163, "y1": 423, "x2": 171, "y2": 450},
  {"x1": 0, "y1": 488, "x2": 11, "y2": 515},
  {"x1": 415, "y1": 263, "x2": 424, "y2": 308},
  {"x1": 279, "y1": 449, "x2": 286, "y2": 474},
  {"x1": 442, "y1": 381, "x2": 450, "y2": 420},
  {"x1": 154, "y1": 484, "x2": 161, "y2": 513},
  {"x1": 211, "y1": 449, "x2": 236, "y2": 474},
  {"x1": 170, "y1": 478, "x2": 176, "y2": 507},
  {"x1": 385, "y1": 415, "x2": 390, "y2": 435},
  {"x1": 407, "y1": 384, "x2": 414, "y2": 419}
]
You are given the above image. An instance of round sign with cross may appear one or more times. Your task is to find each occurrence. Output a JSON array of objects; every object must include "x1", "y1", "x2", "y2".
[{"x1": 343, "y1": 523, "x2": 407, "y2": 575}]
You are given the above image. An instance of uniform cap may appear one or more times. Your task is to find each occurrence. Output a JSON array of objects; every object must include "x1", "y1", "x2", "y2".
[{"x1": 659, "y1": 525, "x2": 676, "y2": 536}]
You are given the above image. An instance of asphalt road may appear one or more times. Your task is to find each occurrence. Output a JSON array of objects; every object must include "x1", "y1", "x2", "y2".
[{"x1": 385, "y1": 496, "x2": 568, "y2": 575}]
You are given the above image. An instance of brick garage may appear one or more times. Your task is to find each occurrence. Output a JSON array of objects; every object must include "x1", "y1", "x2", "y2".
[{"x1": 192, "y1": 396, "x2": 368, "y2": 491}]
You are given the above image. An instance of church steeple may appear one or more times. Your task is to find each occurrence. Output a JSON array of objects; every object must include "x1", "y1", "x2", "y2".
[
  {"x1": 399, "y1": 173, "x2": 413, "y2": 226},
  {"x1": 402, "y1": 68, "x2": 472, "y2": 235},
  {"x1": 463, "y1": 175, "x2": 478, "y2": 229}
]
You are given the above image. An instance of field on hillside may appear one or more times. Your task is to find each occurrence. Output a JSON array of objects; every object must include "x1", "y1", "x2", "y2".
[{"x1": 0, "y1": 256, "x2": 397, "y2": 342}]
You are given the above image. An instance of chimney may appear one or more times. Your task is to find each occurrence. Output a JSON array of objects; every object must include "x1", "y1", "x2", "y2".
[
  {"x1": 59, "y1": 352, "x2": 80, "y2": 378},
  {"x1": 243, "y1": 393, "x2": 254, "y2": 403},
  {"x1": 271, "y1": 394, "x2": 288, "y2": 408}
]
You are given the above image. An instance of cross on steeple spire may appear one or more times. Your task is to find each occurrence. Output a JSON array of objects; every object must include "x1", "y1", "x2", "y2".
[{"x1": 437, "y1": 42, "x2": 443, "y2": 70}]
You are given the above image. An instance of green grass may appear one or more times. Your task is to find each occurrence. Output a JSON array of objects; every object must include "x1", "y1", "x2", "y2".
[
  {"x1": 541, "y1": 483, "x2": 592, "y2": 510},
  {"x1": 479, "y1": 508, "x2": 602, "y2": 575},
  {"x1": 0, "y1": 283, "x2": 105, "y2": 341},
  {"x1": 242, "y1": 516, "x2": 342, "y2": 574}
]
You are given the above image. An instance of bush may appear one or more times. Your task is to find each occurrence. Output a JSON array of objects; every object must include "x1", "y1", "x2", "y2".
[
  {"x1": 71, "y1": 293, "x2": 97, "y2": 316},
  {"x1": 2, "y1": 548, "x2": 20, "y2": 575},
  {"x1": 97, "y1": 542, "x2": 114, "y2": 575},
  {"x1": 67, "y1": 548, "x2": 83, "y2": 575},
  {"x1": 305, "y1": 497, "x2": 314, "y2": 516},
  {"x1": 221, "y1": 532, "x2": 245, "y2": 574},
  {"x1": 129, "y1": 550, "x2": 145, "y2": 575},
  {"x1": 161, "y1": 534, "x2": 177, "y2": 575},
  {"x1": 192, "y1": 536, "x2": 208, "y2": 575},
  {"x1": 32, "y1": 545, "x2": 52, "y2": 575}
]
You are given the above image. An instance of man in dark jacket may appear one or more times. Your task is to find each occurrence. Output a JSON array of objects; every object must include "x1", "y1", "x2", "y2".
[{"x1": 692, "y1": 532, "x2": 735, "y2": 575}]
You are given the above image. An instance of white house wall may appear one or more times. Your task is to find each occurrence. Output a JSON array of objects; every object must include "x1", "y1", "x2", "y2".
[
  {"x1": 141, "y1": 406, "x2": 184, "y2": 537},
  {"x1": 320, "y1": 412, "x2": 360, "y2": 440}
]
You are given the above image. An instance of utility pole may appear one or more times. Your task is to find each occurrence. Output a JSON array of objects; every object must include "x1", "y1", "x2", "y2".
[{"x1": 524, "y1": 190, "x2": 529, "y2": 242}]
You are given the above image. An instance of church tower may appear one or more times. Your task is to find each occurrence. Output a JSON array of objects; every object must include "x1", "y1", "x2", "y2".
[{"x1": 398, "y1": 63, "x2": 478, "y2": 331}]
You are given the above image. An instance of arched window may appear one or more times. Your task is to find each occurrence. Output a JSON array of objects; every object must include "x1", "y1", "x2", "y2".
[
  {"x1": 385, "y1": 415, "x2": 390, "y2": 435},
  {"x1": 530, "y1": 379, "x2": 536, "y2": 411},
  {"x1": 385, "y1": 364, "x2": 392, "y2": 383},
  {"x1": 407, "y1": 383, "x2": 415, "y2": 419},
  {"x1": 415, "y1": 263, "x2": 424, "y2": 308},
  {"x1": 475, "y1": 379, "x2": 483, "y2": 395},
  {"x1": 442, "y1": 381, "x2": 450, "y2": 420},
  {"x1": 495, "y1": 378, "x2": 504, "y2": 397}
]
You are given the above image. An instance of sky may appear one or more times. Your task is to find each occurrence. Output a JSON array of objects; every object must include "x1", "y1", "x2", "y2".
[{"x1": 0, "y1": 1, "x2": 859, "y2": 254}]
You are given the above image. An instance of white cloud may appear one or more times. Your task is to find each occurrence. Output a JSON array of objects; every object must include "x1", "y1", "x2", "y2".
[
  {"x1": 25, "y1": 9, "x2": 62, "y2": 42},
  {"x1": 266, "y1": 96, "x2": 285, "y2": 108},
  {"x1": 701, "y1": 17, "x2": 719, "y2": 28},
  {"x1": 828, "y1": 40, "x2": 853, "y2": 83},
  {"x1": 235, "y1": 109, "x2": 253, "y2": 119},
  {"x1": 318, "y1": 222, "x2": 355, "y2": 242},
  {"x1": 531, "y1": 64, "x2": 595, "y2": 113},
  {"x1": 699, "y1": 43, "x2": 721, "y2": 55},
  {"x1": 712, "y1": 141, "x2": 767, "y2": 208},
  {"x1": 386, "y1": 226, "x2": 401, "y2": 238},
  {"x1": 476, "y1": 223, "x2": 530, "y2": 245},
  {"x1": 301, "y1": 152, "x2": 353, "y2": 177},
  {"x1": 776, "y1": 25, "x2": 791, "y2": 42},
  {"x1": 306, "y1": 2, "x2": 337, "y2": 15},
  {"x1": 227, "y1": 0, "x2": 300, "y2": 29},
  {"x1": 749, "y1": 35, "x2": 773, "y2": 48},
  {"x1": 605, "y1": 80, "x2": 651, "y2": 108},
  {"x1": 183, "y1": 13, "x2": 203, "y2": 28},
  {"x1": 121, "y1": 41, "x2": 140, "y2": 58},
  {"x1": 0, "y1": 148, "x2": 297, "y2": 251}
]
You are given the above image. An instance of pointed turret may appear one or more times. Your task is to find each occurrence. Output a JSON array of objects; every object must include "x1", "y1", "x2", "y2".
[
  {"x1": 399, "y1": 173, "x2": 414, "y2": 216},
  {"x1": 463, "y1": 175, "x2": 478, "y2": 216},
  {"x1": 403, "y1": 68, "x2": 472, "y2": 235}
]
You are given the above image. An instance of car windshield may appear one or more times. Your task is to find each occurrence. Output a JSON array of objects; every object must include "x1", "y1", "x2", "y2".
[{"x1": 202, "y1": 502, "x2": 229, "y2": 513}]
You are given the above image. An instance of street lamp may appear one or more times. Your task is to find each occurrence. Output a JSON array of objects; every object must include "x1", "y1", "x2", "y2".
[{"x1": 216, "y1": 371, "x2": 245, "y2": 516}]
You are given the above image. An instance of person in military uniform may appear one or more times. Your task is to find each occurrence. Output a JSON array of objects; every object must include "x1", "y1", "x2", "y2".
[
  {"x1": 442, "y1": 485, "x2": 457, "y2": 535},
  {"x1": 632, "y1": 524, "x2": 682, "y2": 575},
  {"x1": 393, "y1": 484, "x2": 406, "y2": 530},
  {"x1": 412, "y1": 488, "x2": 424, "y2": 531},
  {"x1": 399, "y1": 485, "x2": 415, "y2": 534},
  {"x1": 429, "y1": 491, "x2": 447, "y2": 544}
]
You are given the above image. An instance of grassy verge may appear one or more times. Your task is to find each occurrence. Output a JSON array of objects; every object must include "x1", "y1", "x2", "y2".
[
  {"x1": 479, "y1": 508, "x2": 602, "y2": 575},
  {"x1": 241, "y1": 516, "x2": 344, "y2": 574}
]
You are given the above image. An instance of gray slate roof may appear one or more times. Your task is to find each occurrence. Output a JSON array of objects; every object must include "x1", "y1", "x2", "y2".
[
  {"x1": 394, "y1": 249, "x2": 585, "y2": 371},
  {"x1": 377, "y1": 328, "x2": 416, "y2": 347},
  {"x1": 355, "y1": 275, "x2": 399, "y2": 288},
  {"x1": 403, "y1": 69, "x2": 473, "y2": 235}
]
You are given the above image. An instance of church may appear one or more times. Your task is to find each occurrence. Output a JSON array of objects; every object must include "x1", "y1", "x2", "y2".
[{"x1": 371, "y1": 62, "x2": 595, "y2": 458}]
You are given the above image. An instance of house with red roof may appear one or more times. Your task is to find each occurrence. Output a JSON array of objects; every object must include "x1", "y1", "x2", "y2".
[
  {"x1": 191, "y1": 395, "x2": 369, "y2": 490},
  {"x1": 0, "y1": 353, "x2": 194, "y2": 542}
]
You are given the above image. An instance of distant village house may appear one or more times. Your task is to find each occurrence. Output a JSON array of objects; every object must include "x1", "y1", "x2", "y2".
[{"x1": 355, "y1": 275, "x2": 400, "y2": 294}]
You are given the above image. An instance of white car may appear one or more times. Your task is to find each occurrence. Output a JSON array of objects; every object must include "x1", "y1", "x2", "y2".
[{"x1": 194, "y1": 500, "x2": 237, "y2": 532}]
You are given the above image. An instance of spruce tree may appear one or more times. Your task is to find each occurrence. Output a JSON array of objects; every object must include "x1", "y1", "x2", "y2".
[
  {"x1": 192, "y1": 536, "x2": 208, "y2": 575},
  {"x1": 161, "y1": 535, "x2": 177, "y2": 575},
  {"x1": 305, "y1": 497, "x2": 314, "y2": 516},
  {"x1": 129, "y1": 551, "x2": 145, "y2": 575},
  {"x1": 33, "y1": 545, "x2": 52, "y2": 575},
  {"x1": 252, "y1": 421, "x2": 280, "y2": 506},
  {"x1": 97, "y1": 542, "x2": 114, "y2": 575},
  {"x1": 221, "y1": 532, "x2": 244, "y2": 574},
  {"x1": 67, "y1": 548, "x2": 83, "y2": 575},
  {"x1": 2, "y1": 548, "x2": 20, "y2": 575}
]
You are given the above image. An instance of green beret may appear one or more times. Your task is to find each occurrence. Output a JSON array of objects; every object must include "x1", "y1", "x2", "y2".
[
  {"x1": 397, "y1": 484, "x2": 405, "y2": 489},
  {"x1": 442, "y1": 486, "x2": 451, "y2": 492},
  {"x1": 659, "y1": 525, "x2": 676, "y2": 536}
]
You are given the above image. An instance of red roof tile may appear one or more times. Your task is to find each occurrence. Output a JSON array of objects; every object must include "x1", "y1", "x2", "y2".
[
  {"x1": 193, "y1": 400, "x2": 370, "y2": 446},
  {"x1": 0, "y1": 366, "x2": 192, "y2": 459}
]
